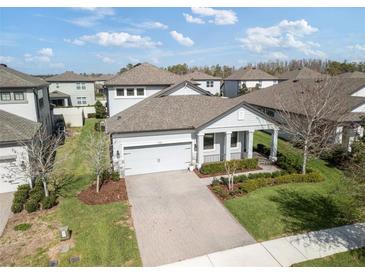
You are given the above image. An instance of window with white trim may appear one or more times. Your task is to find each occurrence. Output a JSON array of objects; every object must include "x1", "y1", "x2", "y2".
[
  {"x1": 76, "y1": 82, "x2": 81, "y2": 90},
  {"x1": 81, "y1": 83, "x2": 86, "y2": 90},
  {"x1": 0, "y1": 92, "x2": 11, "y2": 101},
  {"x1": 231, "y1": 132, "x2": 238, "y2": 147},
  {"x1": 126, "y1": 88, "x2": 134, "y2": 96},
  {"x1": 14, "y1": 91, "x2": 25, "y2": 101},
  {"x1": 204, "y1": 133, "x2": 214, "y2": 150},
  {"x1": 77, "y1": 96, "x2": 87, "y2": 105},
  {"x1": 136, "y1": 88, "x2": 145, "y2": 96},
  {"x1": 206, "y1": 80, "x2": 214, "y2": 88},
  {"x1": 116, "y1": 88, "x2": 125, "y2": 97},
  {"x1": 56, "y1": 83, "x2": 60, "y2": 88}
]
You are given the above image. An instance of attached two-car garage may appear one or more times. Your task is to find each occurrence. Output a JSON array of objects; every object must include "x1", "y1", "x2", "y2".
[{"x1": 123, "y1": 142, "x2": 192, "y2": 176}]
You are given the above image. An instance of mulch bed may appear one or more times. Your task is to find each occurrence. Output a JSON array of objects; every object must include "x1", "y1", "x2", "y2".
[
  {"x1": 208, "y1": 183, "x2": 247, "y2": 201},
  {"x1": 194, "y1": 167, "x2": 262, "y2": 178},
  {"x1": 77, "y1": 179, "x2": 128, "y2": 205}
]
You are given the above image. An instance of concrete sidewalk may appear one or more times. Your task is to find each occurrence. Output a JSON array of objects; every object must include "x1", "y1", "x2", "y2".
[
  {"x1": 0, "y1": 192, "x2": 14, "y2": 236},
  {"x1": 164, "y1": 222, "x2": 365, "y2": 267}
]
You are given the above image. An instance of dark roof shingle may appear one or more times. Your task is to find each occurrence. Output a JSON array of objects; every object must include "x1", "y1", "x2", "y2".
[
  {"x1": 278, "y1": 67, "x2": 324, "y2": 80},
  {"x1": 0, "y1": 65, "x2": 48, "y2": 88},
  {"x1": 225, "y1": 67, "x2": 279, "y2": 81},
  {"x1": 46, "y1": 71, "x2": 94, "y2": 82},
  {"x1": 181, "y1": 71, "x2": 221, "y2": 80}
]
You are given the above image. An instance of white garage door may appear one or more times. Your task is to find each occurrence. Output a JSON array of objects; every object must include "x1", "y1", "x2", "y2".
[
  {"x1": 124, "y1": 142, "x2": 191, "y2": 176},
  {"x1": 0, "y1": 157, "x2": 25, "y2": 193}
]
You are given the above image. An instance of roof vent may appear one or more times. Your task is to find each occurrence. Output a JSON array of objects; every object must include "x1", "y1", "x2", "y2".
[
  {"x1": 0, "y1": 64, "x2": 7, "y2": 67},
  {"x1": 293, "y1": 79, "x2": 299, "y2": 83},
  {"x1": 117, "y1": 116, "x2": 121, "y2": 120}
]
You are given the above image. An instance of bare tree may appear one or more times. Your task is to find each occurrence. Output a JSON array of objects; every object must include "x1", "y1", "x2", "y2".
[
  {"x1": 224, "y1": 160, "x2": 240, "y2": 191},
  {"x1": 276, "y1": 77, "x2": 347, "y2": 174},
  {"x1": 83, "y1": 131, "x2": 108, "y2": 193}
]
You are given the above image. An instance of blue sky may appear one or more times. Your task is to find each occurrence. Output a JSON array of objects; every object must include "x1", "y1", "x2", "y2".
[{"x1": 0, "y1": 7, "x2": 364, "y2": 74}]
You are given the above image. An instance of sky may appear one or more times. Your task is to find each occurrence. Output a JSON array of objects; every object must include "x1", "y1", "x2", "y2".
[{"x1": 0, "y1": 7, "x2": 365, "y2": 74}]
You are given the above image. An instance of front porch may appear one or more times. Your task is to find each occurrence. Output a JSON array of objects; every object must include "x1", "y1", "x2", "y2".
[{"x1": 194, "y1": 129, "x2": 278, "y2": 169}]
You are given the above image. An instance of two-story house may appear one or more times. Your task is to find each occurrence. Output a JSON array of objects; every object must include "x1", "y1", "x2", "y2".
[
  {"x1": 223, "y1": 67, "x2": 279, "y2": 97},
  {"x1": 181, "y1": 71, "x2": 221, "y2": 95},
  {"x1": 47, "y1": 71, "x2": 96, "y2": 107}
]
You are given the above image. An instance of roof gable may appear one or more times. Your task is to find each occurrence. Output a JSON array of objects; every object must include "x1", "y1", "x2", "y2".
[
  {"x1": 155, "y1": 80, "x2": 212, "y2": 97},
  {"x1": 0, "y1": 65, "x2": 48, "y2": 88},
  {"x1": 106, "y1": 63, "x2": 183, "y2": 86}
]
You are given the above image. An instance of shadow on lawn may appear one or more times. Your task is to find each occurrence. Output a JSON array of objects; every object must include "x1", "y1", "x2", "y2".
[{"x1": 271, "y1": 189, "x2": 361, "y2": 234}]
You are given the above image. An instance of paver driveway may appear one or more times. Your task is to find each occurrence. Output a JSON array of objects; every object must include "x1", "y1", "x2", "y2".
[
  {"x1": 126, "y1": 170, "x2": 255, "y2": 266},
  {"x1": 0, "y1": 192, "x2": 14, "y2": 236}
]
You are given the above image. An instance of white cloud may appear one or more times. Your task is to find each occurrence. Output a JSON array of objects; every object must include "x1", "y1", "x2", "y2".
[
  {"x1": 0, "y1": 55, "x2": 14, "y2": 63},
  {"x1": 268, "y1": 51, "x2": 288, "y2": 60},
  {"x1": 67, "y1": 8, "x2": 115, "y2": 27},
  {"x1": 348, "y1": 44, "x2": 365, "y2": 52},
  {"x1": 96, "y1": 54, "x2": 115, "y2": 64},
  {"x1": 25, "y1": 47, "x2": 55, "y2": 63},
  {"x1": 136, "y1": 21, "x2": 168, "y2": 29},
  {"x1": 191, "y1": 7, "x2": 237, "y2": 25},
  {"x1": 71, "y1": 32, "x2": 162, "y2": 48},
  {"x1": 240, "y1": 19, "x2": 325, "y2": 58},
  {"x1": 64, "y1": 38, "x2": 85, "y2": 46},
  {"x1": 170, "y1": 30, "x2": 194, "y2": 47},
  {"x1": 183, "y1": 13, "x2": 205, "y2": 24}
]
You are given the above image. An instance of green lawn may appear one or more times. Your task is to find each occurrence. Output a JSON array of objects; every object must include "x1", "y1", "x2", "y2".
[
  {"x1": 224, "y1": 131, "x2": 362, "y2": 241},
  {"x1": 294, "y1": 248, "x2": 365, "y2": 267},
  {"x1": 53, "y1": 119, "x2": 141, "y2": 266}
]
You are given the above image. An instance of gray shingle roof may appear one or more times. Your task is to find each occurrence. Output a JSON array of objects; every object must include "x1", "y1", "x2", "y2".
[
  {"x1": 181, "y1": 71, "x2": 221, "y2": 80},
  {"x1": 0, "y1": 64, "x2": 48, "y2": 88},
  {"x1": 153, "y1": 80, "x2": 212, "y2": 97},
  {"x1": 278, "y1": 67, "x2": 324, "y2": 80},
  {"x1": 242, "y1": 78, "x2": 365, "y2": 122},
  {"x1": 106, "y1": 63, "x2": 183, "y2": 86},
  {"x1": 225, "y1": 67, "x2": 279, "y2": 81},
  {"x1": 49, "y1": 90, "x2": 70, "y2": 98},
  {"x1": 0, "y1": 110, "x2": 40, "y2": 143},
  {"x1": 106, "y1": 95, "x2": 247, "y2": 134},
  {"x1": 46, "y1": 71, "x2": 94, "y2": 82}
]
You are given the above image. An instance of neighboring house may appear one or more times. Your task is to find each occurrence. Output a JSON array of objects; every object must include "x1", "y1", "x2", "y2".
[
  {"x1": 223, "y1": 67, "x2": 279, "y2": 97},
  {"x1": 105, "y1": 63, "x2": 183, "y2": 116},
  {"x1": 243, "y1": 78, "x2": 365, "y2": 151},
  {"x1": 0, "y1": 110, "x2": 40, "y2": 193},
  {"x1": 181, "y1": 71, "x2": 221, "y2": 95},
  {"x1": 90, "y1": 74, "x2": 114, "y2": 96},
  {"x1": 278, "y1": 67, "x2": 324, "y2": 82},
  {"x1": 47, "y1": 71, "x2": 96, "y2": 107},
  {"x1": 0, "y1": 64, "x2": 53, "y2": 134},
  {"x1": 106, "y1": 80, "x2": 279, "y2": 176}
]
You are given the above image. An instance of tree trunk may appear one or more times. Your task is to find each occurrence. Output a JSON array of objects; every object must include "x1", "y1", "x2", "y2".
[
  {"x1": 96, "y1": 175, "x2": 100, "y2": 193},
  {"x1": 302, "y1": 141, "x2": 308, "y2": 175},
  {"x1": 42, "y1": 176, "x2": 49, "y2": 197}
]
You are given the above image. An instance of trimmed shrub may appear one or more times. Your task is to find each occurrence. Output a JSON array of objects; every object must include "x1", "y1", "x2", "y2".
[
  {"x1": 14, "y1": 223, "x2": 32, "y2": 231},
  {"x1": 29, "y1": 183, "x2": 45, "y2": 203},
  {"x1": 11, "y1": 184, "x2": 31, "y2": 213},
  {"x1": 24, "y1": 198, "x2": 40, "y2": 213},
  {"x1": 101, "y1": 169, "x2": 111, "y2": 182},
  {"x1": 200, "y1": 158, "x2": 259, "y2": 175},
  {"x1": 95, "y1": 100, "x2": 107, "y2": 119},
  {"x1": 42, "y1": 194, "x2": 58, "y2": 209},
  {"x1": 239, "y1": 178, "x2": 274, "y2": 193},
  {"x1": 111, "y1": 171, "x2": 120, "y2": 181},
  {"x1": 88, "y1": 113, "x2": 96, "y2": 118},
  {"x1": 211, "y1": 185, "x2": 229, "y2": 199}
]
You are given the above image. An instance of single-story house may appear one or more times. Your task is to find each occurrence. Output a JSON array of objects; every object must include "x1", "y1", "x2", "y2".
[
  {"x1": 243, "y1": 77, "x2": 365, "y2": 150},
  {"x1": 0, "y1": 110, "x2": 40, "y2": 193},
  {"x1": 223, "y1": 67, "x2": 279, "y2": 97},
  {"x1": 106, "y1": 80, "x2": 279, "y2": 176},
  {"x1": 278, "y1": 67, "x2": 323, "y2": 82}
]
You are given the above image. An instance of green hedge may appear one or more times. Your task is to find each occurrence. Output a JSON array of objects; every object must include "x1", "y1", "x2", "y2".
[
  {"x1": 200, "y1": 158, "x2": 259, "y2": 175},
  {"x1": 239, "y1": 172, "x2": 324, "y2": 193}
]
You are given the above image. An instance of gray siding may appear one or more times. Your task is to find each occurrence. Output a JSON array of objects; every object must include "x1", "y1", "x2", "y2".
[{"x1": 223, "y1": 80, "x2": 239, "y2": 98}]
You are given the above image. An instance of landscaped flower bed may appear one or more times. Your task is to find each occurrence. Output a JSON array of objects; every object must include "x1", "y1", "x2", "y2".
[
  {"x1": 209, "y1": 171, "x2": 324, "y2": 200},
  {"x1": 196, "y1": 158, "x2": 260, "y2": 177}
]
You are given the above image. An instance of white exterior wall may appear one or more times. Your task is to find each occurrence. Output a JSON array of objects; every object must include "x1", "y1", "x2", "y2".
[
  {"x1": 107, "y1": 85, "x2": 167, "y2": 116},
  {"x1": 195, "y1": 80, "x2": 221, "y2": 95},
  {"x1": 53, "y1": 107, "x2": 84, "y2": 127},
  {"x1": 0, "y1": 145, "x2": 30, "y2": 193},
  {"x1": 352, "y1": 103, "x2": 365, "y2": 113},
  {"x1": 240, "y1": 80, "x2": 278, "y2": 89},
  {"x1": 49, "y1": 82, "x2": 96, "y2": 106},
  {"x1": 169, "y1": 85, "x2": 204, "y2": 96},
  {"x1": 0, "y1": 89, "x2": 38, "y2": 121},
  {"x1": 352, "y1": 87, "x2": 365, "y2": 97}
]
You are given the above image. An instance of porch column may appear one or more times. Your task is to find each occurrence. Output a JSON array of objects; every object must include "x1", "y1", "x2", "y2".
[
  {"x1": 246, "y1": 130, "x2": 254, "y2": 159},
  {"x1": 64, "y1": 98, "x2": 68, "y2": 107},
  {"x1": 225, "y1": 131, "x2": 232, "y2": 161},
  {"x1": 191, "y1": 138, "x2": 196, "y2": 167},
  {"x1": 197, "y1": 132, "x2": 204, "y2": 169},
  {"x1": 270, "y1": 129, "x2": 278, "y2": 162}
]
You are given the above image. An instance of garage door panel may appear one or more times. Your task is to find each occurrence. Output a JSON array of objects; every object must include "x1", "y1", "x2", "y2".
[{"x1": 124, "y1": 142, "x2": 191, "y2": 176}]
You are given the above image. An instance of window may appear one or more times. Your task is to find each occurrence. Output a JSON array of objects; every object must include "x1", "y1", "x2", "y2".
[
  {"x1": 136, "y1": 88, "x2": 145, "y2": 96},
  {"x1": 0, "y1": 92, "x2": 11, "y2": 101},
  {"x1": 127, "y1": 88, "x2": 134, "y2": 96},
  {"x1": 116, "y1": 88, "x2": 124, "y2": 97},
  {"x1": 204, "y1": 133, "x2": 214, "y2": 150},
  {"x1": 206, "y1": 81, "x2": 214, "y2": 88},
  {"x1": 76, "y1": 83, "x2": 81, "y2": 90},
  {"x1": 77, "y1": 96, "x2": 87, "y2": 105},
  {"x1": 81, "y1": 83, "x2": 86, "y2": 90},
  {"x1": 14, "y1": 92, "x2": 25, "y2": 101},
  {"x1": 231, "y1": 132, "x2": 238, "y2": 147},
  {"x1": 56, "y1": 83, "x2": 60, "y2": 88}
]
